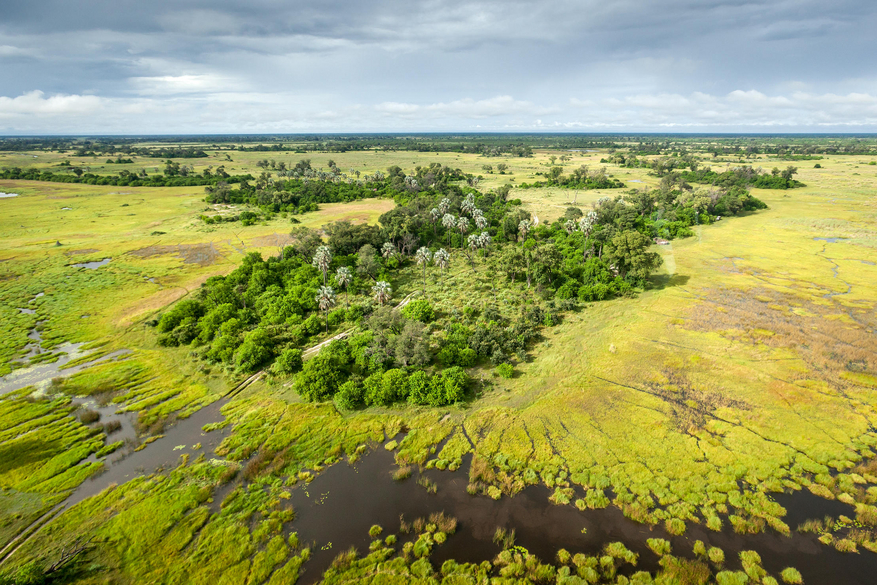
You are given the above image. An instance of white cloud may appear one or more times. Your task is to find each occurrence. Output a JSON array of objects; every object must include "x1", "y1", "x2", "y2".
[
  {"x1": 2, "y1": 87, "x2": 877, "y2": 133},
  {"x1": 128, "y1": 74, "x2": 239, "y2": 95},
  {"x1": 0, "y1": 90, "x2": 106, "y2": 118}
]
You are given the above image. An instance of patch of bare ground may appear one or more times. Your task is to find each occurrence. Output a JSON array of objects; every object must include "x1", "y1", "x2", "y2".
[
  {"x1": 645, "y1": 369, "x2": 750, "y2": 432},
  {"x1": 249, "y1": 233, "x2": 295, "y2": 248},
  {"x1": 65, "y1": 248, "x2": 99, "y2": 256},
  {"x1": 115, "y1": 271, "x2": 230, "y2": 327},
  {"x1": 686, "y1": 288, "x2": 877, "y2": 390},
  {"x1": 128, "y1": 242, "x2": 221, "y2": 266}
]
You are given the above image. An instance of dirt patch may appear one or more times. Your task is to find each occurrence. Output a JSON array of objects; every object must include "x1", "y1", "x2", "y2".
[
  {"x1": 115, "y1": 271, "x2": 229, "y2": 327},
  {"x1": 686, "y1": 287, "x2": 876, "y2": 391},
  {"x1": 129, "y1": 243, "x2": 222, "y2": 266},
  {"x1": 66, "y1": 248, "x2": 99, "y2": 256},
  {"x1": 249, "y1": 233, "x2": 295, "y2": 248}
]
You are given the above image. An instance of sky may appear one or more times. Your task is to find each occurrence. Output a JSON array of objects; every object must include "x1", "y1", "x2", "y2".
[{"x1": 1, "y1": 0, "x2": 876, "y2": 134}]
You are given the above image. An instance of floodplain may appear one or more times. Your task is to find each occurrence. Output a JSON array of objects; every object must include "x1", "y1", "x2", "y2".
[{"x1": 0, "y1": 136, "x2": 876, "y2": 584}]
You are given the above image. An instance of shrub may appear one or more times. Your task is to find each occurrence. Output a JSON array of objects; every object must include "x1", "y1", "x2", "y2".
[
  {"x1": 234, "y1": 328, "x2": 273, "y2": 372},
  {"x1": 335, "y1": 378, "x2": 364, "y2": 410},
  {"x1": 401, "y1": 299, "x2": 435, "y2": 323},
  {"x1": 780, "y1": 567, "x2": 802, "y2": 584},
  {"x1": 707, "y1": 547, "x2": 725, "y2": 565},
  {"x1": 555, "y1": 281, "x2": 578, "y2": 300},
  {"x1": 297, "y1": 355, "x2": 347, "y2": 401},
  {"x1": 273, "y1": 348, "x2": 303, "y2": 374},
  {"x1": 301, "y1": 314, "x2": 322, "y2": 336},
  {"x1": 495, "y1": 363, "x2": 514, "y2": 379},
  {"x1": 381, "y1": 369, "x2": 409, "y2": 404},
  {"x1": 79, "y1": 409, "x2": 100, "y2": 424},
  {"x1": 429, "y1": 366, "x2": 468, "y2": 406},
  {"x1": 327, "y1": 307, "x2": 347, "y2": 327},
  {"x1": 407, "y1": 370, "x2": 432, "y2": 405}
]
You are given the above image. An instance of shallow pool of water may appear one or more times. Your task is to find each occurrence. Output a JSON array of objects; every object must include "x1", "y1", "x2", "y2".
[
  {"x1": 70, "y1": 258, "x2": 111, "y2": 269},
  {"x1": 0, "y1": 192, "x2": 19, "y2": 198}
]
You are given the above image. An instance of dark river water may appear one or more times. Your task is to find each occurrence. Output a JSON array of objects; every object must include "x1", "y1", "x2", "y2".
[{"x1": 285, "y1": 447, "x2": 877, "y2": 585}]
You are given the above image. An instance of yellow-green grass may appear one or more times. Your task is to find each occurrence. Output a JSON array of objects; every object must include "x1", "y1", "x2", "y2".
[
  {"x1": 0, "y1": 178, "x2": 393, "y2": 550},
  {"x1": 3, "y1": 149, "x2": 877, "y2": 579}
]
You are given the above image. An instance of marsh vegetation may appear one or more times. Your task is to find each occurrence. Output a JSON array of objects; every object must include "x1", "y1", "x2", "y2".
[{"x1": 1, "y1": 134, "x2": 876, "y2": 583}]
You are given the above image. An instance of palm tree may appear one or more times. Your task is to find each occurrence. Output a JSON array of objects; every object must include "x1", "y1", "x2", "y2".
[
  {"x1": 312, "y1": 245, "x2": 332, "y2": 285},
  {"x1": 372, "y1": 281, "x2": 392, "y2": 306},
  {"x1": 430, "y1": 207, "x2": 440, "y2": 235},
  {"x1": 334, "y1": 266, "x2": 353, "y2": 307},
  {"x1": 477, "y1": 231, "x2": 491, "y2": 255},
  {"x1": 415, "y1": 247, "x2": 432, "y2": 291},
  {"x1": 466, "y1": 234, "x2": 480, "y2": 267},
  {"x1": 434, "y1": 248, "x2": 450, "y2": 277},
  {"x1": 564, "y1": 219, "x2": 576, "y2": 235},
  {"x1": 578, "y1": 211, "x2": 597, "y2": 260},
  {"x1": 461, "y1": 193, "x2": 476, "y2": 216},
  {"x1": 381, "y1": 242, "x2": 397, "y2": 261},
  {"x1": 456, "y1": 216, "x2": 469, "y2": 248},
  {"x1": 473, "y1": 209, "x2": 488, "y2": 230},
  {"x1": 315, "y1": 286, "x2": 336, "y2": 333},
  {"x1": 438, "y1": 197, "x2": 450, "y2": 215},
  {"x1": 442, "y1": 213, "x2": 456, "y2": 246},
  {"x1": 518, "y1": 219, "x2": 532, "y2": 243}
]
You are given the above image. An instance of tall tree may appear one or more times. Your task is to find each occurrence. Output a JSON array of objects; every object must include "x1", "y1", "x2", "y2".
[
  {"x1": 315, "y1": 286, "x2": 336, "y2": 333},
  {"x1": 372, "y1": 281, "x2": 392, "y2": 306},
  {"x1": 312, "y1": 245, "x2": 332, "y2": 285},
  {"x1": 434, "y1": 248, "x2": 450, "y2": 282},
  {"x1": 334, "y1": 266, "x2": 353, "y2": 307},
  {"x1": 604, "y1": 230, "x2": 662, "y2": 281},
  {"x1": 442, "y1": 213, "x2": 456, "y2": 246},
  {"x1": 456, "y1": 216, "x2": 469, "y2": 248},
  {"x1": 415, "y1": 247, "x2": 433, "y2": 291}
]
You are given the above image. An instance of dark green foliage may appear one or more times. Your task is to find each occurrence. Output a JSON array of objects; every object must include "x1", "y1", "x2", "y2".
[
  {"x1": 296, "y1": 354, "x2": 348, "y2": 402},
  {"x1": 679, "y1": 165, "x2": 803, "y2": 189},
  {"x1": 325, "y1": 220, "x2": 383, "y2": 255},
  {"x1": 234, "y1": 328, "x2": 273, "y2": 372},
  {"x1": 335, "y1": 378, "x2": 364, "y2": 410},
  {"x1": 604, "y1": 230, "x2": 662, "y2": 281},
  {"x1": 407, "y1": 371, "x2": 432, "y2": 405},
  {"x1": 0, "y1": 165, "x2": 250, "y2": 187},
  {"x1": 273, "y1": 348, "x2": 303, "y2": 374},
  {"x1": 401, "y1": 299, "x2": 435, "y2": 323},
  {"x1": 432, "y1": 367, "x2": 468, "y2": 405}
]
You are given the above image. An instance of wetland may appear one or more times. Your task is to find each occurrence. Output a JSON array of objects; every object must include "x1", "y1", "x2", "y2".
[{"x1": 1, "y1": 134, "x2": 876, "y2": 584}]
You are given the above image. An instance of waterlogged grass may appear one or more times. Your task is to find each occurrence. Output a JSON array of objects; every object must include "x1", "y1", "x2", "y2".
[
  {"x1": 2, "y1": 147, "x2": 877, "y2": 581},
  {"x1": 0, "y1": 389, "x2": 105, "y2": 549},
  {"x1": 5, "y1": 458, "x2": 309, "y2": 583}
]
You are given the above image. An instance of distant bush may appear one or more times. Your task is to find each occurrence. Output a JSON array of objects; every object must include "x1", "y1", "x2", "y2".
[
  {"x1": 495, "y1": 363, "x2": 514, "y2": 379},
  {"x1": 401, "y1": 299, "x2": 435, "y2": 323}
]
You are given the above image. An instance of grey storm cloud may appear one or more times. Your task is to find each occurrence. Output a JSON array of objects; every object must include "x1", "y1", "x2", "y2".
[{"x1": 0, "y1": 0, "x2": 876, "y2": 133}]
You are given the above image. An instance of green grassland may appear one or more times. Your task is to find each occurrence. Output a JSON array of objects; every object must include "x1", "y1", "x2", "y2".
[{"x1": 1, "y1": 140, "x2": 876, "y2": 583}]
